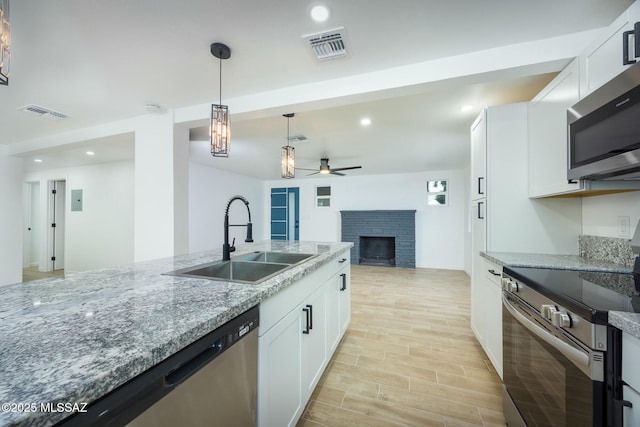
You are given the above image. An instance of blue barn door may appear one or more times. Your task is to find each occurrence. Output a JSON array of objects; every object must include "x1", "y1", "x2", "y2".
[{"x1": 270, "y1": 187, "x2": 299, "y2": 240}]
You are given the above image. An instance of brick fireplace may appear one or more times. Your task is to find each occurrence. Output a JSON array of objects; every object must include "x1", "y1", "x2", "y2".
[{"x1": 340, "y1": 210, "x2": 416, "y2": 268}]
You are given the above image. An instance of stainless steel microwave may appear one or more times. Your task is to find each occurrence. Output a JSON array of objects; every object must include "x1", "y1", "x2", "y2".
[{"x1": 568, "y1": 62, "x2": 640, "y2": 180}]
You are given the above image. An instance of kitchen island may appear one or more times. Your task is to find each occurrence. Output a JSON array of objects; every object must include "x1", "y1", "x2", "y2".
[{"x1": 0, "y1": 240, "x2": 352, "y2": 427}]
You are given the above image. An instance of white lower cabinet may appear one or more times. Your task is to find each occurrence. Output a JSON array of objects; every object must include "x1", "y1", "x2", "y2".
[
  {"x1": 622, "y1": 331, "x2": 640, "y2": 425},
  {"x1": 483, "y1": 264, "x2": 503, "y2": 380},
  {"x1": 258, "y1": 254, "x2": 351, "y2": 427}
]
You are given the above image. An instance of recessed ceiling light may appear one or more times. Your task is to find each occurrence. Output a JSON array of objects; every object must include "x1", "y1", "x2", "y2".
[
  {"x1": 33, "y1": 159, "x2": 42, "y2": 163},
  {"x1": 360, "y1": 117, "x2": 371, "y2": 126},
  {"x1": 460, "y1": 105, "x2": 473, "y2": 113},
  {"x1": 86, "y1": 151, "x2": 95, "y2": 156},
  {"x1": 310, "y1": 4, "x2": 330, "y2": 22}
]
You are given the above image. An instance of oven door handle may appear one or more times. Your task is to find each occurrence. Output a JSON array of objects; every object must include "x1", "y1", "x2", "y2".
[{"x1": 503, "y1": 294, "x2": 591, "y2": 374}]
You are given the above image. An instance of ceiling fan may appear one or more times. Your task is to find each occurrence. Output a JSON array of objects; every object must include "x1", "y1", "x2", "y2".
[{"x1": 297, "y1": 158, "x2": 362, "y2": 176}]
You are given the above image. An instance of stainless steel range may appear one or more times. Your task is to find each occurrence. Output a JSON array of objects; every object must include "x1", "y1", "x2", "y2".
[{"x1": 501, "y1": 266, "x2": 637, "y2": 427}]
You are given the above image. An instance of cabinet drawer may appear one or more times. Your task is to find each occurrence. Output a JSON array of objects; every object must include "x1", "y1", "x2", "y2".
[{"x1": 483, "y1": 259, "x2": 502, "y2": 287}]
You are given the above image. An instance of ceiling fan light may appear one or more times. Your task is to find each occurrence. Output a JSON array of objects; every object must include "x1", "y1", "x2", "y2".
[{"x1": 281, "y1": 145, "x2": 295, "y2": 178}]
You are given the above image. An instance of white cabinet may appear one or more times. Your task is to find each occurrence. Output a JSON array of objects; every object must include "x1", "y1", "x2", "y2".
[
  {"x1": 469, "y1": 103, "x2": 581, "y2": 376},
  {"x1": 528, "y1": 59, "x2": 582, "y2": 198},
  {"x1": 301, "y1": 284, "x2": 327, "y2": 399},
  {"x1": 258, "y1": 305, "x2": 304, "y2": 427},
  {"x1": 622, "y1": 330, "x2": 640, "y2": 426},
  {"x1": 470, "y1": 112, "x2": 487, "y2": 201},
  {"x1": 580, "y1": 1, "x2": 640, "y2": 98},
  {"x1": 483, "y1": 261, "x2": 503, "y2": 380},
  {"x1": 470, "y1": 199, "x2": 486, "y2": 344},
  {"x1": 258, "y1": 253, "x2": 351, "y2": 427},
  {"x1": 326, "y1": 260, "x2": 351, "y2": 354}
]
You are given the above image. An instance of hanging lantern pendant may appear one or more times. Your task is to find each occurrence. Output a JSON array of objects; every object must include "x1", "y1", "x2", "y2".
[
  {"x1": 210, "y1": 43, "x2": 231, "y2": 157},
  {"x1": 281, "y1": 113, "x2": 295, "y2": 178}
]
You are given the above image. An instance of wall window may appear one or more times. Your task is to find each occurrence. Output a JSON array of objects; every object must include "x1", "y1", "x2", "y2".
[
  {"x1": 316, "y1": 186, "x2": 331, "y2": 207},
  {"x1": 427, "y1": 180, "x2": 448, "y2": 206}
]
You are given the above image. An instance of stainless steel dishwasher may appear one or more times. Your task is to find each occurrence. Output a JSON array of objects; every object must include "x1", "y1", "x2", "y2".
[{"x1": 59, "y1": 306, "x2": 259, "y2": 427}]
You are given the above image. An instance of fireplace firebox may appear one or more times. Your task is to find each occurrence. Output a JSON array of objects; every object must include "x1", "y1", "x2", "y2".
[{"x1": 359, "y1": 236, "x2": 395, "y2": 266}]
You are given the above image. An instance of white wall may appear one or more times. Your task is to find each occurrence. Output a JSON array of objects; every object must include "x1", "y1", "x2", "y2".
[
  {"x1": 263, "y1": 170, "x2": 467, "y2": 271},
  {"x1": 23, "y1": 161, "x2": 135, "y2": 273},
  {"x1": 582, "y1": 192, "x2": 640, "y2": 238},
  {"x1": 188, "y1": 162, "x2": 265, "y2": 253},
  {"x1": 0, "y1": 152, "x2": 24, "y2": 286}
]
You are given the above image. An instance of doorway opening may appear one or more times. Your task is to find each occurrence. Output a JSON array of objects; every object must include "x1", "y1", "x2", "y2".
[{"x1": 270, "y1": 187, "x2": 300, "y2": 240}]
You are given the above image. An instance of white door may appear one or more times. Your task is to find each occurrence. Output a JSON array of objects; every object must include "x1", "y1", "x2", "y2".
[
  {"x1": 22, "y1": 182, "x2": 41, "y2": 268},
  {"x1": 48, "y1": 180, "x2": 66, "y2": 271}
]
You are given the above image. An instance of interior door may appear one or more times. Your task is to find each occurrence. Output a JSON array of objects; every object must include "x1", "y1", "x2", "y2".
[
  {"x1": 270, "y1": 187, "x2": 299, "y2": 240},
  {"x1": 49, "y1": 180, "x2": 66, "y2": 271}
]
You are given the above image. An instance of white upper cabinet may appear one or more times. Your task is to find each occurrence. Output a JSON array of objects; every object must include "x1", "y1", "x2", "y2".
[
  {"x1": 470, "y1": 112, "x2": 487, "y2": 201},
  {"x1": 580, "y1": 1, "x2": 640, "y2": 98},
  {"x1": 528, "y1": 59, "x2": 582, "y2": 198}
]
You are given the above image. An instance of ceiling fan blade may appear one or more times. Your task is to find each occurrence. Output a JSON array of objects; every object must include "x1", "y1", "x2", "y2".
[
  {"x1": 295, "y1": 167, "x2": 318, "y2": 171},
  {"x1": 306, "y1": 171, "x2": 320, "y2": 176},
  {"x1": 330, "y1": 171, "x2": 346, "y2": 176},
  {"x1": 330, "y1": 166, "x2": 362, "y2": 172}
]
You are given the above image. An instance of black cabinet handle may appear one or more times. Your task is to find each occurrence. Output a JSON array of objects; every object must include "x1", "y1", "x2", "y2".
[
  {"x1": 477, "y1": 177, "x2": 485, "y2": 195},
  {"x1": 340, "y1": 273, "x2": 347, "y2": 291},
  {"x1": 488, "y1": 269, "x2": 501, "y2": 277},
  {"x1": 477, "y1": 201, "x2": 485, "y2": 220},
  {"x1": 302, "y1": 306, "x2": 310, "y2": 334},
  {"x1": 307, "y1": 304, "x2": 313, "y2": 330},
  {"x1": 339, "y1": 258, "x2": 347, "y2": 263}
]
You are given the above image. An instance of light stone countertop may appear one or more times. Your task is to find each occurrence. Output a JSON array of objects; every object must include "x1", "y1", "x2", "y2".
[
  {"x1": 0, "y1": 240, "x2": 352, "y2": 427},
  {"x1": 481, "y1": 251, "x2": 632, "y2": 273},
  {"x1": 482, "y1": 251, "x2": 640, "y2": 339}
]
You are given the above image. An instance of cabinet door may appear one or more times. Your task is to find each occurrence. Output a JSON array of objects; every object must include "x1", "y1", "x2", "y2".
[
  {"x1": 326, "y1": 273, "x2": 341, "y2": 354},
  {"x1": 301, "y1": 285, "x2": 327, "y2": 401},
  {"x1": 484, "y1": 276, "x2": 503, "y2": 380},
  {"x1": 470, "y1": 199, "x2": 486, "y2": 343},
  {"x1": 470, "y1": 111, "x2": 487, "y2": 200},
  {"x1": 258, "y1": 307, "x2": 303, "y2": 427},
  {"x1": 529, "y1": 60, "x2": 582, "y2": 198},
  {"x1": 580, "y1": 2, "x2": 640, "y2": 97},
  {"x1": 623, "y1": 385, "x2": 640, "y2": 427},
  {"x1": 338, "y1": 268, "x2": 351, "y2": 335}
]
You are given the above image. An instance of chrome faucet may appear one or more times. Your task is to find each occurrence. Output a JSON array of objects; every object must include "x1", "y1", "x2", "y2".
[{"x1": 223, "y1": 195, "x2": 253, "y2": 261}]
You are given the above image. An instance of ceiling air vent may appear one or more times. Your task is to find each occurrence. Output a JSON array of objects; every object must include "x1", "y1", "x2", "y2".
[
  {"x1": 288, "y1": 134, "x2": 309, "y2": 143},
  {"x1": 18, "y1": 105, "x2": 69, "y2": 120},
  {"x1": 303, "y1": 27, "x2": 348, "y2": 60}
]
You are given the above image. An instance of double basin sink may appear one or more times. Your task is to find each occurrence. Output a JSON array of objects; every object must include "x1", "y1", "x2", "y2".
[{"x1": 165, "y1": 251, "x2": 317, "y2": 284}]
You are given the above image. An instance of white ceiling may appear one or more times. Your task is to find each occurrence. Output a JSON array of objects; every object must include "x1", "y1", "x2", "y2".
[{"x1": 3, "y1": 0, "x2": 635, "y2": 178}]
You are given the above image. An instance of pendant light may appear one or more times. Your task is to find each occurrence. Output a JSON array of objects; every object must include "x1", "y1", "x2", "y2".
[
  {"x1": 0, "y1": 0, "x2": 10, "y2": 86},
  {"x1": 210, "y1": 43, "x2": 231, "y2": 157},
  {"x1": 281, "y1": 113, "x2": 295, "y2": 179}
]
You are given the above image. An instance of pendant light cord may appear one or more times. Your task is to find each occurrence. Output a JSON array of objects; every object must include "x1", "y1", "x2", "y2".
[{"x1": 219, "y1": 57, "x2": 222, "y2": 106}]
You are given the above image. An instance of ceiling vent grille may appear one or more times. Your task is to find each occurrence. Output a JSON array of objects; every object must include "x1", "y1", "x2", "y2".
[
  {"x1": 18, "y1": 105, "x2": 69, "y2": 120},
  {"x1": 288, "y1": 134, "x2": 309, "y2": 143},
  {"x1": 303, "y1": 27, "x2": 348, "y2": 60}
]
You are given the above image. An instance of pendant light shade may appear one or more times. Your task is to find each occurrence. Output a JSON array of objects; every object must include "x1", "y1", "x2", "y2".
[
  {"x1": 210, "y1": 43, "x2": 231, "y2": 157},
  {"x1": 281, "y1": 113, "x2": 295, "y2": 178},
  {"x1": 0, "y1": 0, "x2": 10, "y2": 86}
]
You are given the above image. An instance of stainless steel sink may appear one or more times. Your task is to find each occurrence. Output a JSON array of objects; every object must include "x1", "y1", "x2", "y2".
[
  {"x1": 234, "y1": 251, "x2": 316, "y2": 264},
  {"x1": 168, "y1": 260, "x2": 289, "y2": 284},
  {"x1": 165, "y1": 252, "x2": 317, "y2": 284}
]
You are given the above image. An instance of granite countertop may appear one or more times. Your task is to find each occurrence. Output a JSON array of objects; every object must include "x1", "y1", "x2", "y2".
[
  {"x1": 481, "y1": 251, "x2": 632, "y2": 273},
  {"x1": 481, "y1": 250, "x2": 640, "y2": 339},
  {"x1": 0, "y1": 240, "x2": 352, "y2": 427}
]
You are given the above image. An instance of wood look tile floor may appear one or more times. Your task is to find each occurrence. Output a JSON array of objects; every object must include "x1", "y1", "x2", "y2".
[
  {"x1": 22, "y1": 266, "x2": 64, "y2": 283},
  {"x1": 297, "y1": 265, "x2": 506, "y2": 427}
]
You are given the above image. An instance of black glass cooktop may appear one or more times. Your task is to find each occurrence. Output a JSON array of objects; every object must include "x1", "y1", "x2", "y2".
[{"x1": 504, "y1": 266, "x2": 640, "y2": 321}]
